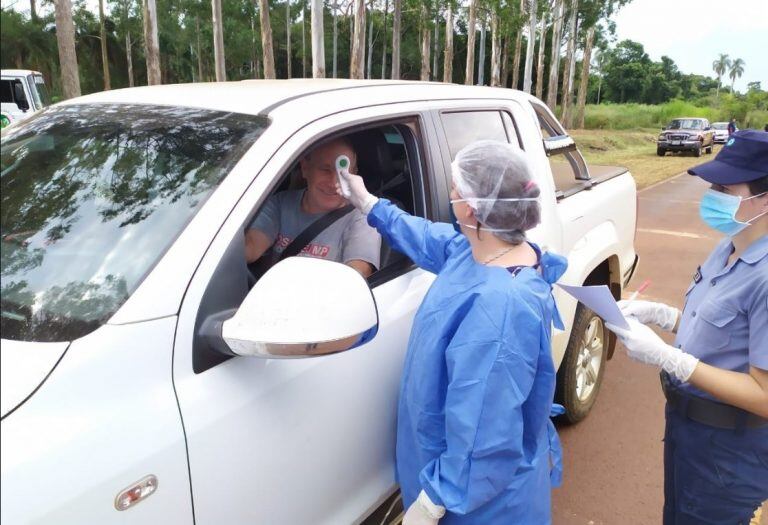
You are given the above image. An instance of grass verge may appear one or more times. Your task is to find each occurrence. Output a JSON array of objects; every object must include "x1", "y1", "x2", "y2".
[{"x1": 570, "y1": 128, "x2": 721, "y2": 189}]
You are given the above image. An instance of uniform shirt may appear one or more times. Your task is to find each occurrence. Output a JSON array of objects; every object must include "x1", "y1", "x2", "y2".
[
  {"x1": 674, "y1": 235, "x2": 768, "y2": 400},
  {"x1": 249, "y1": 189, "x2": 381, "y2": 269}
]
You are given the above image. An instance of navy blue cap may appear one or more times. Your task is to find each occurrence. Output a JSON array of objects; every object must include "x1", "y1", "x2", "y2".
[{"x1": 688, "y1": 129, "x2": 768, "y2": 184}]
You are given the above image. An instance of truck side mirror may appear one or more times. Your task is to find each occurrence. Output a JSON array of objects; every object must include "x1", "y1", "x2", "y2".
[{"x1": 12, "y1": 82, "x2": 29, "y2": 112}]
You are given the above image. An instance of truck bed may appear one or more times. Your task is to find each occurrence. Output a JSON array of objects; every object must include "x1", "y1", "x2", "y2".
[{"x1": 553, "y1": 164, "x2": 629, "y2": 200}]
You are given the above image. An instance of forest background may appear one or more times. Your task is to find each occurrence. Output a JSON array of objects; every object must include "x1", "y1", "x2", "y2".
[{"x1": 2, "y1": 0, "x2": 767, "y2": 131}]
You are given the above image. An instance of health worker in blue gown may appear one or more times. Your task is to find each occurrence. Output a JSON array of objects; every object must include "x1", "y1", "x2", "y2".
[{"x1": 338, "y1": 140, "x2": 567, "y2": 525}]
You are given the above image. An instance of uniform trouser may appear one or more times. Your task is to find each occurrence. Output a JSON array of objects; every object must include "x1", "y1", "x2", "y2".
[{"x1": 663, "y1": 404, "x2": 768, "y2": 525}]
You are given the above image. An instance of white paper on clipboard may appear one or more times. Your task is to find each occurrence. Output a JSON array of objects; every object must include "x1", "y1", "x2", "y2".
[{"x1": 556, "y1": 284, "x2": 630, "y2": 330}]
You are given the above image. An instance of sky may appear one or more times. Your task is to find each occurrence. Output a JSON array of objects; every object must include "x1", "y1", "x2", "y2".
[
  {"x1": 3, "y1": 0, "x2": 767, "y2": 93},
  {"x1": 610, "y1": 0, "x2": 768, "y2": 93}
]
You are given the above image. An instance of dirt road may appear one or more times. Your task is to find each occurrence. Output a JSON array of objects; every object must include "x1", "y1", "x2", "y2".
[{"x1": 552, "y1": 172, "x2": 725, "y2": 524}]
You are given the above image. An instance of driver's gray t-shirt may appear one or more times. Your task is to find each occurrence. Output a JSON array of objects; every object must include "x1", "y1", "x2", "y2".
[{"x1": 249, "y1": 190, "x2": 381, "y2": 269}]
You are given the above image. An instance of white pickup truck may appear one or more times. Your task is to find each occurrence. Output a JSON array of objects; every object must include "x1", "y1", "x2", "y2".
[
  {"x1": 0, "y1": 69, "x2": 50, "y2": 128},
  {"x1": 0, "y1": 80, "x2": 637, "y2": 524}
]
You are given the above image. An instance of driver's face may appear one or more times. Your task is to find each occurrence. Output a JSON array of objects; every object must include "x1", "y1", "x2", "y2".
[{"x1": 301, "y1": 142, "x2": 356, "y2": 212}]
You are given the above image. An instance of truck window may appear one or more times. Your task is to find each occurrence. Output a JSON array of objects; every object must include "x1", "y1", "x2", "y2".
[
  {"x1": 440, "y1": 111, "x2": 509, "y2": 158},
  {"x1": 0, "y1": 79, "x2": 14, "y2": 103},
  {"x1": 1, "y1": 104, "x2": 269, "y2": 342}
]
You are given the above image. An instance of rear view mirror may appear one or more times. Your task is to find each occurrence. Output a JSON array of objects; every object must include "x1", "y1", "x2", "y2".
[
  {"x1": 222, "y1": 257, "x2": 379, "y2": 358},
  {"x1": 12, "y1": 82, "x2": 29, "y2": 112}
]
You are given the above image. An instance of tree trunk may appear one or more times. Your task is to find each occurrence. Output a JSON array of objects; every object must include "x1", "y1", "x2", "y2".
[
  {"x1": 126, "y1": 31, "x2": 134, "y2": 86},
  {"x1": 420, "y1": 3, "x2": 430, "y2": 81},
  {"x1": 443, "y1": 4, "x2": 453, "y2": 83},
  {"x1": 302, "y1": 1, "x2": 307, "y2": 77},
  {"x1": 465, "y1": 0, "x2": 477, "y2": 85},
  {"x1": 367, "y1": 4, "x2": 374, "y2": 78},
  {"x1": 350, "y1": 0, "x2": 366, "y2": 79},
  {"x1": 391, "y1": 0, "x2": 401, "y2": 79},
  {"x1": 433, "y1": 12, "x2": 439, "y2": 80},
  {"x1": 477, "y1": 20, "x2": 487, "y2": 85},
  {"x1": 535, "y1": 11, "x2": 546, "y2": 98},
  {"x1": 98, "y1": 0, "x2": 111, "y2": 90},
  {"x1": 333, "y1": 0, "x2": 338, "y2": 77},
  {"x1": 143, "y1": 0, "x2": 161, "y2": 85},
  {"x1": 545, "y1": 0, "x2": 563, "y2": 109},
  {"x1": 196, "y1": 17, "x2": 204, "y2": 80},
  {"x1": 55, "y1": 0, "x2": 80, "y2": 98},
  {"x1": 311, "y1": 0, "x2": 325, "y2": 77},
  {"x1": 510, "y1": 0, "x2": 524, "y2": 90},
  {"x1": 258, "y1": 0, "x2": 276, "y2": 78},
  {"x1": 30, "y1": 0, "x2": 38, "y2": 22},
  {"x1": 561, "y1": 0, "x2": 577, "y2": 126},
  {"x1": 212, "y1": 0, "x2": 226, "y2": 81},
  {"x1": 381, "y1": 0, "x2": 388, "y2": 78},
  {"x1": 490, "y1": 10, "x2": 500, "y2": 87},
  {"x1": 575, "y1": 25, "x2": 594, "y2": 128},
  {"x1": 522, "y1": 0, "x2": 536, "y2": 93},
  {"x1": 287, "y1": 0, "x2": 292, "y2": 78},
  {"x1": 501, "y1": 35, "x2": 510, "y2": 87}
]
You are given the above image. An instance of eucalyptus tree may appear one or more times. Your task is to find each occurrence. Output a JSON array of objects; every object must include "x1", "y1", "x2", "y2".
[
  {"x1": 99, "y1": 0, "x2": 111, "y2": 90},
  {"x1": 729, "y1": 58, "x2": 745, "y2": 93},
  {"x1": 465, "y1": 0, "x2": 478, "y2": 85},
  {"x1": 391, "y1": 0, "x2": 401, "y2": 78},
  {"x1": 142, "y1": 0, "x2": 161, "y2": 84},
  {"x1": 350, "y1": 0, "x2": 366, "y2": 78},
  {"x1": 560, "y1": 0, "x2": 578, "y2": 125},
  {"x1": 545, "y1": 0, "x2": 563, "y2": 108},
  {"x1": 311, "y1": 0, "x2": 325, "y2": 77},
  {"x1": 55, "y1": 0, "x2": 81, "y2": 97},
  {"x1": 534, "y1": 2, "x2": 546, "y2": 98},
  {"x1": 712, "y1": 53, "x2": 729, "y2": 97},
  {"x1": 212, "y1": 0, "x2": 226, "y2": 80},
  {"x1": 258, "y1": 0, "x2": 276, "y2": 78},
  {"x1": 490, "y1": 6, "x2": 501, "y2": 86},
  {"x1": 420, "y1": 0, "x2": 431, "y2": 80},
  {"x1": 510, "y1": 0, "x2": 524, "y2": 89},
  {"x1": 381, "y1": 0, "x2": 389, "y2": 78},
  {"x1": 522, "y1": 0, "x2": 536, "y2": 93},
  {"x1": 286, "y1": 0, "x2": 292, "y2": 77},
  {"x1": 443, "y1": 0, "x2": 454, "y2": 82}
]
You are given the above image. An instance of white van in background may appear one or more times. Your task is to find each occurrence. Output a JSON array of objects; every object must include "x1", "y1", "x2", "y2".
[{"x1": 0, "y1": 69, "x2": 50, "y2": 128}]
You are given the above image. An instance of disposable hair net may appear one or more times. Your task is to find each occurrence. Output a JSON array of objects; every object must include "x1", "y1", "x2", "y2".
[{"x1": 451, "y1": 140, "x2": 541, "y2": 244}]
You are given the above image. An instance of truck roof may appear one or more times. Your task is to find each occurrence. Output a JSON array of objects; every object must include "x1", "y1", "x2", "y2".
[
  {"x1": 59, "y1": 79, "x2": 537, "y2": 117},
  {"x1": 1, "y1": 69, "x2": 43, "y2": 77}
]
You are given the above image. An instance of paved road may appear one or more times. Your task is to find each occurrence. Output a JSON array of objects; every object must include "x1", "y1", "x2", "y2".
[{"x1": 552, "y1": 172, "x2": 723, "y2": 524}]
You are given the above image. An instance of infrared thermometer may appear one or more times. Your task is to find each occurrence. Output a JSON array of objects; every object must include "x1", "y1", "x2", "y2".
[{"x1": 335, "y1": 155, "x2": 352, "y2": 199}]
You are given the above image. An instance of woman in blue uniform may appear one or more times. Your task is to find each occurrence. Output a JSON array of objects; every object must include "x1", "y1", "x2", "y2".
[
  {"x1": 608, "y1": 130, "x2": 768, "y2": 524},
  {"x1": 339, "y1": 140, "x2": 567, "y2": 524}
]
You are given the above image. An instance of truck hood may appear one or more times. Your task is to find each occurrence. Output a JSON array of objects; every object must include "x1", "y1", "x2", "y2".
[{"x1": 1, "y1": 340, "x2": 70, "y2": 418}]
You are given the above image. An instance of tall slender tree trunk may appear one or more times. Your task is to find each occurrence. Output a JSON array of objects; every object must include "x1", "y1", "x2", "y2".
[
  {"x1": 381, "y1": 0, "x2": 389, "y2": 78},
  {"x1": 99, "y1": 0, "x2": 111, "y2": 90},
  {"x1": 258, "y1": 0, "x2": 276, "y2": 78},
  {"x1": 575, "y1": 25, "x2": 594, "y2": 129},
  {"x1": 350, "y1": 0, "x2": 366, "y2": 78},
  {"x1": 501, "y1": 36, "x2": 510, "y2": 86},
  {"x1": 391, "y1": 0, "x2": 401, "y2": 78},
  {"x1": 535, "y1": 11, "x2": 546, "y2": 98},
  {"x1": 465, "y1": 0, "x2": 477, "y2": 85},
  {"x1": 333, "y1": 0, "x2": 338, "y2": 77},
  {"x1": 212, "y1": 0, "x2": 226, "y2": 81},
  {"x1": 311, "y1": 0, "x2": 325, "y2": 77},
  {"x1": 545, "y1": 0, "x2": 563, "y2": 109},
  {"x1": 196, "y1": 17, "x2": 204, "y2": 80},
  {"x1": 286, "y1": 0, "x2": 292, "y2": 78},
  {"x1": 443, "y1": 4, "x2": 453, "y2": 83},
  {"x1": 522, "y1": 0, "x2": 536, "y2": 93},
  {"x1": 367, "y1": 4, "x2": 374, "y2": 78},
  {"x1": 510, "y1": 0, "x2": 524, "y2": 90},
  {"x1": 143, "y1": 0, "x2": 161, "y2": 85},
  {"x1": 490, "y1": 10, "x2": 501, "y2": 86},
  {"x1": 561, "y1": 0, "x2": 577, "y2": 125},
  {"x1": 30, "y1": 0, "x2": 38, "y2": 22},
  {"x1": 301, "y1": 1, "x2": 307, "y2": 77},
  {"x1": 433, "y1": 13, "x2": 439, "y2": 80},
  {"x1": 477, "y1": 19, "x2": 486, "y2": 85},
  {"x1": 55, "y1": 0, "x2": 81, "y2": 98},
  {"x1": 420, "y1": 3, "x2": 431, "y2": 81},
  {"x1": 126, "y1": 32, "x2": 134, "y2": 86}
]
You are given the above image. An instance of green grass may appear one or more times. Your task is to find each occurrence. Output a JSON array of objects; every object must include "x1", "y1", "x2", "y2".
[
  {"x1": 571, "y1": 128, "x2": 721, "y2": 189},
  {"x1": 581, "y1": 101, "x2": 768, "y2": 130}
]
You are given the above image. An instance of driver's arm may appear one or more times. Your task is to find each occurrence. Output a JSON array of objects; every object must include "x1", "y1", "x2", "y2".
[
  {"x1": 245, "y1": 229, "x2": 274, "y2": 263},
  {"x1": 347, "y1": 259, "x2": 375, "y2": 278}
]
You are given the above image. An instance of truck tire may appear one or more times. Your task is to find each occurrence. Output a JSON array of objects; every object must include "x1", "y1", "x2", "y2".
[
  {"x1": 555, "y1": 304, "x2": 607, "y2": 424},
  {"x1": 694, "y1": 144, "x2": 702, "y2": 157},
  {"x1": 656, "y1": 148, "x2": 666, "y2": 157},
  {"x1": 706, "y1": 143, "x2": 713, "y2": 154}
]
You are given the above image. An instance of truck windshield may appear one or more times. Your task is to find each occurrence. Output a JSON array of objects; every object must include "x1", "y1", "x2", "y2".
[
  {"x1": 31, "y1": 74, "x2": 51, "y2": 107},
  {"x1": 668, "y1": 119, "x2": 702, "y2": 130},
  {"x1": 1, "y1": 103, "x2": 269, "y2": 342}
]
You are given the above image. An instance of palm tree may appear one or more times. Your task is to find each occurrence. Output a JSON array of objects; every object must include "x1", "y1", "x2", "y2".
[
  {"x1": 728, "y1": 58, "x2": 745, "y2": 94},
  {"x1": 712, "y1": 53, "x2": 729, "y2": 98}
]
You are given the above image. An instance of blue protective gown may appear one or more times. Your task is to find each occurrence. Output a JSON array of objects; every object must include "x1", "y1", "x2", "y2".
[{"x1": 367, "y1": 199, "x2": 567, "y2": 524}]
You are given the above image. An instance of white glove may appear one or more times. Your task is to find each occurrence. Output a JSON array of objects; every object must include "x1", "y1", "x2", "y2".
[
  {"x1": 335, "y1": 170, "x2": 379, "y2": 214},
  {"x1": 618, "y1": 300, "x2": 680, "y2": 332},
  {"x1": 605, "y1": 318, "x2": 699, "y2": 383},
  {"x1": 403, "y1": 491, "x2": 445, "y2": 525}
]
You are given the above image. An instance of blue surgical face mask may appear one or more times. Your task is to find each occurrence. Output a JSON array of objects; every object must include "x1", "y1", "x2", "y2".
[{"x1": 699, "y1": 189, "x2": 768, "y2": 236}]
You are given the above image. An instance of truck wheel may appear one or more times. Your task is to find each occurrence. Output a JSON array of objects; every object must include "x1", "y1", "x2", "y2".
[
  {"x1": 706, "y1": 144, "x2": 713, "y2": 154},
  {"x1": 555, "y1": 304, "x2": 607, "y2": 424},
  {"x1": 694, "y1": 144, "x2": 702, "y2": 157},
  {"x1": 656, "y1": 148, "x2": 666, "y2": 157}
]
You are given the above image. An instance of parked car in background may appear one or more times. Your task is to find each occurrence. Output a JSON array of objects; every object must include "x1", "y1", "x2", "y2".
[
  {"x1": 657, "y1": 117, "x2": 714, "y2": 157},
  {"x1": 1, "y1": 80, "x2": 638, "y2": 525},
  {"x1": 711, "y1": 121, "x2": 735, "y2": 143},
  {"x1": 0, "y1": 69, "x2": 50, "y2": 128}
]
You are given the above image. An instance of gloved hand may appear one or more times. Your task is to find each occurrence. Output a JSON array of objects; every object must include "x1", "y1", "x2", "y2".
[
  {"x1": 403, "y1": 491, "x2": 445, "y2": 525},
  {"x1": 618, "y1": 300, "x2": 680, "y2": 332},
  {"x1": 336, "y1": 170, "x2": 379, "y2": 214},
  {"x1": 605, "y1": 318, "x2": 699, "y2": 382}
]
